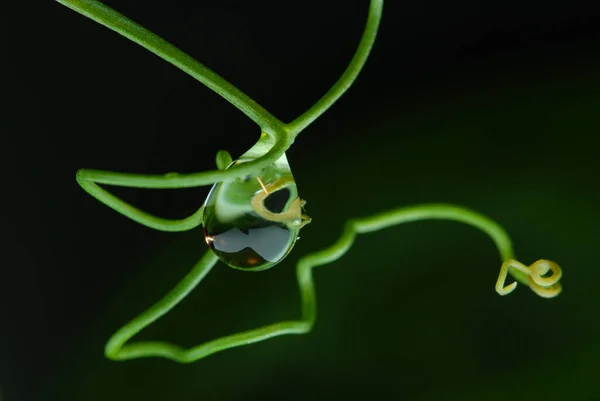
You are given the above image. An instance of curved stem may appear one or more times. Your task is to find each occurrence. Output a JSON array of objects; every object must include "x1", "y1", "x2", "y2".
[
  {"x1": 297, "y1": 203, "x2": 527, "y2": 326},
  {"x1": 74, "y1": 130, "x2": 291, "y2": 229},
  {"x1": 55, "y1": 0, "x2": 285, "y2": 133},
  {"x1": 76, "y1": 126, "x2": 292, "y2": 189},
  {"x1": 286, "y1": 0, "x2": 384, "y2": 137},
  {"x1": 105, "y1": 250, "x2": 218, "y2": 361},
  {"x1": 105, "y1": 203, "x2": 544, "y2": 364},
  {"x1": 73, "y1": 127, "x2": 291, "y2": 230},
  {"x1": 77, "y1": 178, "x2": 205, "y2": 231}
]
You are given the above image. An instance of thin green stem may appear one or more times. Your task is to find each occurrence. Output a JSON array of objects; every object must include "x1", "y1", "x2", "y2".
[
  {"x1": 286, "y1": 0, "x2": 384, "y2": 137},
  {"x1": 105, "y1": 250, "x2": 310, "y2": 363},
  {"x1": 57, "y1": 0, "x2": 561, "y2": 365},
  {"x1": 297, "y1": 203, "x2": 528, "y2": 326},
  {"x1": 74, "y1": 130, "x2": 291, "y2": 230},
  {"x1": 56, "y1": 0, "x2": 285, "y2": 133},
  {"x1": 105, "y1": 203, "x2": 527, "y2": 363},
  {"x1": 75, "y1": 127, "x2": 291, "y2": 188},
  {"x1": 105, "y1": 250, "x2": 218, "y2": 361},
  {"x1": 74, "y1": 124, "x2": 291, "y2": 228},
  {"x1": 73, "y1": 127, "x2": 291, "y2": 230},
  {"x1": 77, "y1": 179, "x2": 205, "y2": 231},
  {"x1": 58, "y1": 0, "x2": 384, "y2": 228}
]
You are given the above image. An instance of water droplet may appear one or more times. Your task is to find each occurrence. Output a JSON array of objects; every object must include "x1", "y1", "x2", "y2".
[{"x1": 202, "y1": 140, "x2": 307, "y2": 271}]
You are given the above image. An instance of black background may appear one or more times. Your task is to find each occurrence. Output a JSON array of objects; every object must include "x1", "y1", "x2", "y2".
[{"x1": 3, "y1": 1, "x2": 600, "y2": 400}]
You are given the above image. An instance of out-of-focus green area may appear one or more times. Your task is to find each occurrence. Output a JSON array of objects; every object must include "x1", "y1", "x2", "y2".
[{"x1": 3, "y1": 1, "x2": 600, "y2": 400}]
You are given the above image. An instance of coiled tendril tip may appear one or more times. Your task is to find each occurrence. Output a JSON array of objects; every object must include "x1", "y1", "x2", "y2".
[{"x1": 496, "y1": 259, "x2": 562, "y2": 298}]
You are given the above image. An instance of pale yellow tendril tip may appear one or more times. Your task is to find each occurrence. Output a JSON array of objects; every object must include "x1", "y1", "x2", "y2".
[{"x1": 496, "y1": 259, "x2": 562, "y2": 298}]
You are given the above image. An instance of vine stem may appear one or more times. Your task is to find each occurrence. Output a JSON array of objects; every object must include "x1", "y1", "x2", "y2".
[
  {"x1": 55, "y1": 0, "x2": 384, "y2": 229},
  {"x1": 104, "y1": 204, "x2": 529, "y2": 363},
  {"x1": 56, "y1": 0, "x2": 383, "y2": 140},
  {"x1": 55, "y1": 0, "x2": 285, "y2": 134},
  {"x1": 287, "y1": 0, "x2": 383, "y2": 137},
  {"x1": 56, "y1": 0, "x2": 561, "y2": 365}
]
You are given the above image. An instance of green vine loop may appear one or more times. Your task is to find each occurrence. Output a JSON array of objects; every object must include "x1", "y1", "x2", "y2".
[
  {"x1": 58, "y1": 0, "x2": 384, "y2": 230},
  {"x1": 104, "y1": 204, "x2": 561, "y2": 363},
  {"x1": 58, "y1": 0, "x2": 383, "y2": 188}
]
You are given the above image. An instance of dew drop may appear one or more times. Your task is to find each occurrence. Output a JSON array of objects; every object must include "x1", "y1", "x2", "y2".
[{"x1": 202, "y1": 142, "x2": 306, "y2": 271}]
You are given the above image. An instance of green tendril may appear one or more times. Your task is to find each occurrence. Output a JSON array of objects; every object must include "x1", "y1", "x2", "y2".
[
  {"x1": 56, "y1": 0, "x2": 563, "y2": 365},
  {"x1": 104, "y1": 204, "x2": 561, "y2": 363},
  {"x1": 286, "y1": 0, "x2": 383, "y2": 137},
  {"x1": 59, "y1": 0, "x2": 383, "y2": 231},
  {"x1": 55, "y1": 0, "x2": 284, "y2": 132}
]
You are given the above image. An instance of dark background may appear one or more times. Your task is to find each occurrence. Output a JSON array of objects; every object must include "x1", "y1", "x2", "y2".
[{"x1": 3, "y1": 0, "x2": 600, "y2": 400}]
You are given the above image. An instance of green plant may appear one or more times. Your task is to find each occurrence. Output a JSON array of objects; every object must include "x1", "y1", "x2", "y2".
[{"x1": 57, "y1": 0, "x2": 562, "y2": 363}]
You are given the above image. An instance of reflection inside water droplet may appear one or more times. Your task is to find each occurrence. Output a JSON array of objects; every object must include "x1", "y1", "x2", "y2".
[{"x1": 202, "y1": 139, "x2": 308, "y2": 271}]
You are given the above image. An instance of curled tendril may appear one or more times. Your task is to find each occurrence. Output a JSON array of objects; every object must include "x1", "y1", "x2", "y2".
[
  {"x1": 496, "y1": 259, "x2": 563, "y2": 298},
  {"x1": 101, "y1": 204, "x2": 562, "y2": 363},
  {"x1": 56, "y1": 0, "x2": 563, "y2": 365}
]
